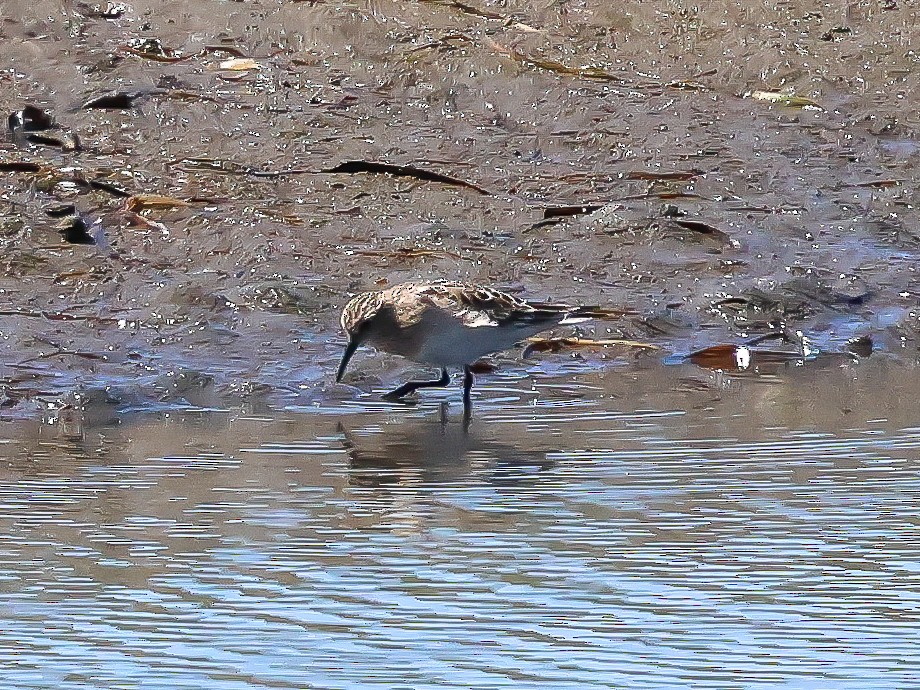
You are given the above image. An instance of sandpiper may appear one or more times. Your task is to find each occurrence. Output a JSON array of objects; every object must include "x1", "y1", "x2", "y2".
[{"x1": 336, "y1": 280, "x2": 605, "y2": 407}]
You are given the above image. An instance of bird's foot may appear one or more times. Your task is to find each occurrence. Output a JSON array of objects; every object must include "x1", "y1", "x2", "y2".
[{"x1": 381, "y1": 389, "x2": 416, "y2": 404}]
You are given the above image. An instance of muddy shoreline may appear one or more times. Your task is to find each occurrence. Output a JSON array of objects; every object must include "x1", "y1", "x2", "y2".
[{"x1": 2, "y1": 1, "x2": 919, "y2": 421}]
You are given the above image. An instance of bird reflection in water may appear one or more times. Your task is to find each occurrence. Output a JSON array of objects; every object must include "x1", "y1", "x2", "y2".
[{"x1": 337, "y1": 403, "x2": 554, "y2": 489}]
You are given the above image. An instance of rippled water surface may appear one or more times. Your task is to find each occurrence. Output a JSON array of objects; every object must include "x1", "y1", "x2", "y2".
[{"x1": 2, "y1": 361, "x2": 919, "y2": 689}]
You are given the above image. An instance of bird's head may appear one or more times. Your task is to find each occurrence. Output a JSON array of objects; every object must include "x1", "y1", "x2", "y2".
[{"x1": 336, "y1": 292, "x2": 385, "y2": 382}]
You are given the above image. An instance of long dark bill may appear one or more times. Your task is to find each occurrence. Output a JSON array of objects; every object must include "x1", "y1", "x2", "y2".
[{"x1": 336, "y1": 338, "x2": 359, "y2": 382}]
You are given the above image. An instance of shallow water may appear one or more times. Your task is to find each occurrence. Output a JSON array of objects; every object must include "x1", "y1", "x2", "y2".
[
  {"x1": 3, "y1": 0, "x2": 920, "y2": 412},
  {"x1": 2, "y1": 360, "x2": 919, "y2": 689}
]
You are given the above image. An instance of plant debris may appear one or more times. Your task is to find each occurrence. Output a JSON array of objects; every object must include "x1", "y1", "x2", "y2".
[
  {"x1": 122, "y1": 38, "x2": 187, "y2": 62},
  {"x1": 486, "y1": 38, "x2": 626, "y2": 83},
  {"x1": 45, "y1": 203, "x2": 77, "y2": 218},
  {"x1": 353, "y1": 247, "x2": 463, "y2": 261},
  {"x1": 74, "y1": 176, "x2": 132, "y2": 197},
  {"x1": 171, "y1": 157, "x2": 490, "y2": 193},
  {"x1": 82, "y1": 91, "x2": 153, "y2": 109},
  {"x1": 420, "y1": 0, "x2": 506, "y2": 20},
  {"x1": 79, "y1": 2, "x2": 127, "y2": 20},
  {"x1": 219, "y1": 58, "x2": 259, "y2": 71},
  {"x1": 820, "y1": 26, "x2": 851, "y2": 41},
  {"x1": 523, "y1": 337, "x2": 659, "y2": 358},
  {"x1": 745, "y1": 90, "x2": 823, "y2": 110},
  {"x1": 0, "y1": 161, "x2": 45, "y2": 173},
  {"x1": 686, "y1": 330, "x2": 818, "y2": 371},
  {"x1": 542, "y1": 204, "x2": 605, "y2": 219},
  {"x1": 124, "y1": 194, "x2": 193, "y2": 213},
  {"x1": 627, "y1": 170, "x2": 703, "y2": 182},
  {"x1": 324, "y1": 161, "x2": 491, "y2": 194},
  {"x1": 669, "y1": 219, "x2": 739, "y2": 248}
]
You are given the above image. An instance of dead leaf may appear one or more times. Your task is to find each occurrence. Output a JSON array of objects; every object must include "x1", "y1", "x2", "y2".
[
  {"x1": 687, "y1": 343, "x2": 807, "y2": 370},
  {"x1": 82, "y1": 91, "x2": 149, "y2": 109},
  {"x1": 688, "y1": 344, "x2": 749, "y2": 369},
  {"x1": 542, "y1": 204, "x2": 604, "y2": 219},
  {"x1": 627, "y1": 170, "x2": 702, "y2": 182},
  {"x1": 0, "y1": 161, "x2": 45, "y2": 173},
  {"x1": 125, "y1": 211, "x2": 170, "y2": 236},
  {"x1": 419, "y1": 0, "x2": 505, "y2": 20},
  {"x1": 324, "y1": 160, "x2": 490, "y2": 195},
  {"x1": 670, "y1": 219, "x2": 739, "y2": 248},
  {"x1": 124, "y1": 194, "x2": 191, "y2": 212},
  {"x1": 219, "y1": 58, "x2": 259, "y2": 70},
  {"x1": 523, "y1": 337, "x2": 659, "y2": 358},
  {"x1": 486, "y1": 38, "x2": 625, "y2": 83},
  {"x1": 849, "y1": 179, "x2": 903, "y2": 188},
  {"x1": 745, "y1": 90, "x2": 822, "y2": 110},
  {"x1": 354, "y1": 247, "x2": 462, "y2": 261}
]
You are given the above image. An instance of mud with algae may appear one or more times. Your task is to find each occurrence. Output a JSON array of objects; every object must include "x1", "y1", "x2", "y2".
[{"x1": 1, "y1": 0, "x2": 919, "y2": 421}]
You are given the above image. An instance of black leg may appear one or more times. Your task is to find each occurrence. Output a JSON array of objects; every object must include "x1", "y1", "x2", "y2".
[
  {"x1": 461, "y1": 366, "x2": 474, "y2": 432},
  {"x1": 382, "y1": 367, "x2": 450, "y2": 401},
  {"x1": 462, "y1": 365, "x2": 474, "y2": 409}
]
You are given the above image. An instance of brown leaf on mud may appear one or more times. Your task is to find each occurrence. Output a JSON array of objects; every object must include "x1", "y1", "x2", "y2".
[
  {"x1": 687, "y1": 344, "x2": 748, "y2": 369},
  {"x1": 76, "y1": 177, "x2": 132, "y2": 197},
  {"x1": 45, "y1": 203, "x2": 77, "y2": 218},
  {"x1": 820, "y1": 26, "x2": 852, "y2": 41},
  {"x1": 627, "y1": 170, "x2": 702, "y2": 182},
  {"x1": 666, "y1": 80, "x2": 708, "y2": 91},
  {"x1": 173, "y1": 158, "x2": 488, "y2": 194},
  {"x1": 324, "y1": 160, "x2": 491, "y2": 195},
  {"x1": 848, "y1": 179, "x2": 903, "y2": 188},
  {"x1": 0, "y1": 161, "x2": 46, "y2": 173},
  {"x1": 542, "y1": 204, "x2": 604, "y2": 219},
  {"x1": 745, "y1": 90, "x2": 823, "y2": 110},
  {"x1": 656, "y1": 192, "x2": 703, "y2": 200},
  {"x1": 18, "y1": 349, "x2": 107, "y2": 365},
  {"x1": 202, "y1": 45, "x2": 250, "y2": 59},
  {"x1": 219, "y1": 58, "x2": 259, "y2": 70},
  {"x1": 404, "y1": 33, "x2": 477, "y2": 57},
  {"x1": 82, "y1": 91, "x2": 148, "y2": 109},
  {"x1": 122, "y1": 41, "x2": 250, "y2": 63},
  {"x1": 419, "y1": 0, "x2": 505, "y2": 20},
  {"x1": 122, "y1": 44, "x2": 190, "y2": 63},
  {"x1": 124, "y1": 211, "x2": 170, "y2": 235},
  {"x1": 670, "y1": 219, "x2": 738, "y2": 248},
  {"x1": 688, "y1": 342, "x2": 807, "y2": 371},
  {"x1": 617, "y1": 191, "x2": 703, "y2": 202},
  {"x1": 486, "y1": 39, "x2": 625, "y2": 83},
  {"x1": 160, "y1": 89, "x2": 222, "y2": 104},
  {"x1": 256, "y1": 208, "x2": 303, "y2": 225},
  {"x1": 124, "y1": 194, "x2": 192, "y2": 213},
  {"x1": 172, "y1": 157, "x2": 251, "y2": 175},
  {"x1": 522, "y1": 337, "x2": 659, "y2": 358},
  {"x1": 354, "y1": 247, "x2": 462, "y2": 261}
]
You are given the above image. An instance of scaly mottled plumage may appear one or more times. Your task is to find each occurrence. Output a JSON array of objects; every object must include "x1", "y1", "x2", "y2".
[{"x1": 336, "y1": 281, "x2": 605, "y2": 406}]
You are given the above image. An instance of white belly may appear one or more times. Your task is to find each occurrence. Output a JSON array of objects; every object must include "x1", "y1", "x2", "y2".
[{"x1": 411, "y1": 311, "x2": 549, "y2": 366}]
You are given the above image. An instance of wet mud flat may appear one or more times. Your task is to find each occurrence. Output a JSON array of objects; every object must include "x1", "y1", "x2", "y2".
[{"x1": 1, "y1": 0, "x2": 920, "y2": 420}]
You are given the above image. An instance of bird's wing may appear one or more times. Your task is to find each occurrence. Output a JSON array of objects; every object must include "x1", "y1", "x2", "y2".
[{"x1": 420, "y1": 283, "x2": 572, "y2": 329}]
